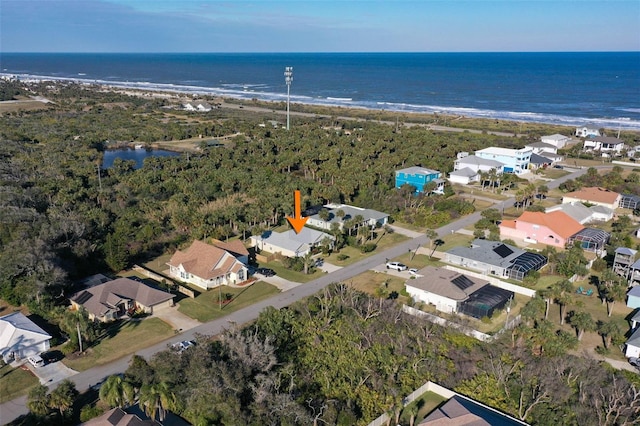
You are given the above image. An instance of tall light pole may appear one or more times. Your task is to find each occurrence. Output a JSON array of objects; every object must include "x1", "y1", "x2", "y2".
[{"x1": 284, "y1": 66, "x2": 293, "y2": 130}]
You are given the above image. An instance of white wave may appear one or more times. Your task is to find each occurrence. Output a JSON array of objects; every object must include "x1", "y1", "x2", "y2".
[{"x1": 326, "y1": 97, "x2": 353, "y2": 102}]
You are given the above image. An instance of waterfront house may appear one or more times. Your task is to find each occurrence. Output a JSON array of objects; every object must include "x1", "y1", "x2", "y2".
[
  {"x1": 305, "y1": 203, "x2": 389, "y2": 232},
  {"x1": 0, "y1": 312, "x2": 52, "y2": 363},
  {"x1": 499, "y1": 210, "x2": 584, "y2": 249},
  {"x1": 583, "y1": 136, "x2": 624, "y2": 156},
  {"x1": 575, "y1": 125, "x2": 601, "y2": 138},
  {"x1": 474, "y1": 147, "x2": 532, "y2": 175},
  {"x1": 562, "y1": 187, "x2": 621, "y2": 210},
  {"x1": 70, "y1": 278, "x2": 175, "y2": 322},
  {"x1": 249, "y1": 227, "x2": 335, "y2": 258},
  {"x1": 395, "y1": 166, "x2": 444, "y2": 194},
  {"x1": 444, "y1": 239, "x2": 547, "y2": 281},
  {"x1": 167, "y1": 240, "x2": 249, "y2": 289}
]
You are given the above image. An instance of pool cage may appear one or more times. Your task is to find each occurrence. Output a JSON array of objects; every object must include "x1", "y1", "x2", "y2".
[
  {"x1": 567, "y1": 228, "x2": 610, "y2": 254},
  {"x1": 506, "y1": 252, "x2": 548, "y2": 281},
  {"x1": 459, "y1": 285, "x2": 514, "y2": 319},
  {"x1": 620, "y1": 194, "x2": 640, "y2": 210}
]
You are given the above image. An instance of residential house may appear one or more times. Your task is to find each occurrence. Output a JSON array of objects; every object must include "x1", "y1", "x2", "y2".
[
  {"x1": 627, "y1": 286, "x2": 640, "y2": 309},
  {"x1": 210, "y1": 239, "x2": 250, "y2": 264},
  {"x1": 80, "y1": 408, "x2": 152, "y2": 426},
  {"x1": 524, "y1": 141, "x2": 563, "y2": 163},
  {"x1": 541, "y1": 133, "x2": 571, "y2": 149},
  {"x1": 626, "y1": 327, "x2": 640, "y2": 358},
  {"x1": 305, "y1": 203, "x2": 389, "y2": 232},
  {"x1": 475, "y1": 147, "x2": 532, "y2": 175},
  {"x1": 183, "y1": 100, "x2": 212, "y2": 112},
  {"x1": 566, "y1": 228, "x2": 610, "y2": 255},
  {"x1": 444, "y1": 239, "x2": 547, "y2": 281},
  {"x1": 546, "y1": 202, "x2": 614, "y2": 224},
  {"x1": 583, "y1": 136, "x2": 625, "y2": 157},
  {"x1": 631, "y1": 310, "x2": 640, "y2": 330},
  {"x1": 528, "y1": 153, "x2": 553, "y2": 170},
  {"x1": 630, "y1": 259, "x2": 640, "y2": 287},
  {"x1": 249, "y1": 227, "x2": 335, "y2": 258},
  {"x1": 620, "y1": 194, "x2": 640, "y2": 210},
  {"x1": 395, "y1": 166, "x2": 445, "y2": 194},
  {"x1": 499, "y1": 210, "x2": 584, "y2": 249},
  {"x1": 167, "y1": 240, "x2": 249, "y2": 290},
  {"x1": 0, "y1": 312, "x2": 52, "y2": 363},
  {"x1": 419, "y1": 394, "x2": 529, "y2": 426},
  {"x1": 448, "y1": 167, "x2": 480, "y2": 185},
  {"x1": 613, "y1": 247, "x2": 637, "y2": 279},
  {"x1": 575, "y1": 125, "x2": 601, "y2": 138},
  {"x1": 405, "y1": 266, "x2": 513, "y2": 318},
  {"x1": 70, "y1": 278, "x2": 175, "y2": 322},
  {"x1": 453, "y1": 153, "x2": 505, "y2": 175},
  {"x1": 562, "y1": 187, "x2": 621, "y2": 210}
]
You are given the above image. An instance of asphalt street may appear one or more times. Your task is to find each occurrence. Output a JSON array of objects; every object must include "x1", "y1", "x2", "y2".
[{"x1": 0, "y1": 166, "x2": 591, "y2": 424}]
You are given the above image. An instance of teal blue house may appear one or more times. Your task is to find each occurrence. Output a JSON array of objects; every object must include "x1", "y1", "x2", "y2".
[{"x1": 395, "y1": 166, "x2": 444, "y2": 194}]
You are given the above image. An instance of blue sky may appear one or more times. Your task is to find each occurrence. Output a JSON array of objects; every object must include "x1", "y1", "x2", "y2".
[{"x1": 1, "y1": 0, "x2": 639, "y2": 52}]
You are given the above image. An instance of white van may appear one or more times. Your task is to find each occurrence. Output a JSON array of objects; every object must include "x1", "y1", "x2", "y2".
[{"x1": 27, "y1": 355, "x2": 45, "y2": 368}]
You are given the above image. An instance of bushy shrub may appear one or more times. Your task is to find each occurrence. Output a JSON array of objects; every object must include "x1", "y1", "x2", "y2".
[
  {"x1": 360, "y1": 243, "x2": 376, "y2": 253},
  {"x1": 337, "y1": 254, "x2": 349, "y2": 261}
]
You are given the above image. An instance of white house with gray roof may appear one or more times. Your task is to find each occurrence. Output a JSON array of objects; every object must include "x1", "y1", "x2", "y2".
[
  {"x1": 546, "y1": 202, "x2": 614, "y2": 224},
  {"x1": 453, "y1": 153, "x2": 504, "y2": 175},
  {"x1": 306, "y1": 203, "x2": 389, "y2": 232},
  {"x1": 0, "y1": 312, "x2": 52, "y2": 363},
  {"x1": 445, "y1": 239, "x2": 547, "y2": 281},
  {"x1": 249, "y1": 228, "x2": 335, "y2": 258},
  {"x1": 448, "y1": 167, "x2": 480, "y2": 185}
]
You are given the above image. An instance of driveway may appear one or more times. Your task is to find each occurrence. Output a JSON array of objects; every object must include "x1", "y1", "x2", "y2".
[
  {"x1": 154, "y1": 305, "x2": 201, "y2": 331},
  {"x1": 258, "y1": 275, "x2": 301, "y2": 291},
  {"x1": 26, "y1": 360, "x2": 78, "y2": 385}
]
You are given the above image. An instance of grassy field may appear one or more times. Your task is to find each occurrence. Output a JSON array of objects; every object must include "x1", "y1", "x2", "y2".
[
  {"x1": 0, "y1": 364, "x2": 40, "y2": 403},
  {"x1": 257, "y1": 260, "x2": 325, "y2": 283},
  {"x1": 63, "y1": 318, "x2": 174, "y2": 371},
  {"x1": 177, "y1": 281, "x2": 279, "y2": 322},
  {"x1": 324, "y1": 232, "x2": 410, "y2": 267},
  {"x1": 434, "y1": 233, "x2": 474, "y2": 252},
  {"x1": 347, "y1": 271, "x2": 409, "y2": 303},
  {"x1": 399, "y1": 391, "x2": 448, "y2": 425}
]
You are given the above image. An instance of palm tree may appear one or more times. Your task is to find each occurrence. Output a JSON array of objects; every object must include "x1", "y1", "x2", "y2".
[
  {"x1": 425, "y1": 229, "x2": 438, "y2": 249},
  {"x1": 99, "y1": 374, "x2": 136, "y2": 408},
  {"x1": 48, "y1": 380, "x2": 78, "y2": 417},
  {"x1": 139, "y1": 382, "x2": 176, "y2": 422},
  {"x1": 597, "y1": 320, "x2": 621, "y2": 349},
  {"x1": 552, "y1": 280, "x2": 573, "y2": 325},
  {"x1": 605, "y1": 283, "x2": 627, "y2": 317},
  {"x1": 567, "y1": 311, "x2": 596, "y2": 341},
  {"x1": 27, "y1": 384, "x2": 50, "y2": 417}
]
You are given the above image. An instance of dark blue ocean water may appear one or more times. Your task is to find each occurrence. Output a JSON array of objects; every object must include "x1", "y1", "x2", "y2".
[{"x1": 1, "y1": 52, "x2": 639, "y2": 129}]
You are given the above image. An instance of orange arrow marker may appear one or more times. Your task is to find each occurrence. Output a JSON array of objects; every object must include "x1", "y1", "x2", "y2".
[{"x1": 286, "y1": 190, "x2": 308, "y2": 234}]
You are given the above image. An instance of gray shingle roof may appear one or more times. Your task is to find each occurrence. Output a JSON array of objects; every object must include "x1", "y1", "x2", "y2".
[
  {"x1": 455, "y1": 155, "x2": 504, "y2": 168},
  {"x1": 396, "y1": 166, "x2": 441, "y2": 176},
  {"x1": 446, "y1": 239, "x2": 526, "y2": 269},
  {"x1": 407, "y1": 267, "x2": 488, "y2": 301}
]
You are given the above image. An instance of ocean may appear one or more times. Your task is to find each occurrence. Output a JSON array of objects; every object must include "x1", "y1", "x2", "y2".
[{"x1": 1, "y1": 52, "x2": 639, "y2": 130}]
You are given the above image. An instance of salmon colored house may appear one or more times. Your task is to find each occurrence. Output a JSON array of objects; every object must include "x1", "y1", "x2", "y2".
[
  {"x1": 562, "y1": 187, "x2": 621, "y2": 210},
  {"x1": 499, "y1": 211, "x2": 584, "y2": 248}
]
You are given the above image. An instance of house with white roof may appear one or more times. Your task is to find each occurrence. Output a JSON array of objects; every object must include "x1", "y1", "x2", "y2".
[
  {"x1": 395, "y1": 166, "x2": 445, "y2": 194},
  {"x1": 0, "y1": 312, "x2": 52, "y2": 363},
  {"x1": 305, "y1": 203, "x2": 389, "y2": 232},
  {"x1": 448, "y1": 167, "x2": 480, "y2": 185},
  {"x1": 575, "y1": 125, "x2": 601, "y2": 138},
  {"x1": 524, "y1": 142, "x2": 563, "y2": 162},
  {"x1": 541, "y1": 134, "x2": 571, "y2": 149},
  {"x1": 184, "y1": 100, "x2": 212, "y2": 112},
  {"x1": 250, "y1": 228, "x2": 335, "y2": 258},
  {"x1": 475, "y1": 147, "x2": 532, "y2": 175}
]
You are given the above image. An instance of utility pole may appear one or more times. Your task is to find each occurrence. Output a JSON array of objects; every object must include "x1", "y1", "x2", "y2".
[
  {"x1": 77, "y1": 322, "x2": 83, "y2": 353},
  {"x1": 284, "y1": 66, "x2": 293, "y2": 130}
]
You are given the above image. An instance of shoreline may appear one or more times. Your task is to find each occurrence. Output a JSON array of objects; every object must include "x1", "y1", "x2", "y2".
[{"x1": 3, "y1": 72, "x2": 639, "y2": 132}]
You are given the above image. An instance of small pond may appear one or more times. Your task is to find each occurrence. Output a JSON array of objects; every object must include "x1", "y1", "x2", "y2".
[{"x1": 102, "y1": 148, "x2": 181, "y2": 169}]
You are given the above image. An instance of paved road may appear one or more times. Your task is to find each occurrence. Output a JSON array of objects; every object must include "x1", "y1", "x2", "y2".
[{"x1": 0, "y1": 167, "x2": 593, "y2": 425}]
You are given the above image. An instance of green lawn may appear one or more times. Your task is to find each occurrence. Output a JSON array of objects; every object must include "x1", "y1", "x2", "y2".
[
  {"x1": 325, "y1": 232, "x2": 410, "y2": 267},
  {"x1": 0, "y1": 364, "x2": 39, "y2": 403},
  {"x1": 435, "y1": 233, "x2": 474, "y2": 252},
  {"x1": 258, "y1": 261, "x2": 325, "y2": 283},
  {"x1": 63, "y1": 318, "x2": 174, "y2": 371},
  {"x1": 399, "y1": 391, "x2": 448, "y2": 425},
  {"x1": 347, "y1": 271, "x2": 409, "y2": 303},
  {"x1": 177, "y1": 281, "x2": 279, "y2": 322}
]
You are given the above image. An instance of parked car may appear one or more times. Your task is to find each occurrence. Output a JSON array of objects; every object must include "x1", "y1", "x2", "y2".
[
  {"x1": 553, "y1": 165, "x2": 563, "y2": 169},
  {"x1": 27, "y1": 355, "x2": 45, "y2": 368},
  {"x1": 386, "y1": 262, "x2": 407, "y2": 271},
  {"x1": 408, "y1": 268, "x2": 423, "y2": 277},
  {"x1": 172, "y1": 340, "x2": 195, "y2": 353},
  {"x1": 257, "y1": 267, "x2": 276, "y2": 277},
  {"x1": 629, "y1": 357, "x2": 640, "y2": 368},
  {"x1": 535, "y1": 194, "x2": 547, "y2": 199}
]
